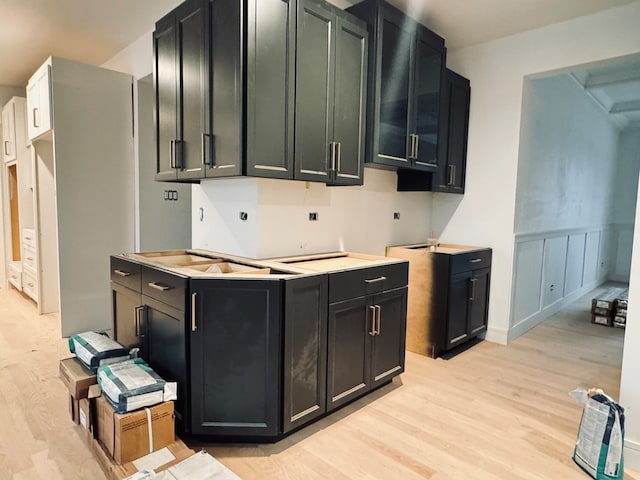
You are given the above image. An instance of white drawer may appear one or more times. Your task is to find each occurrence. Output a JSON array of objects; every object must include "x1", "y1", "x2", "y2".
[
  {"x1": 23, "y1": 262, "x2": 37, "y2": 279},
  {"x1": 22, "y1": 228, "x2": 36, "y2": 249},
  {"x1": 22, "y1": 245, "x2": 37, "y2": 271},
  {"x1": 8, "y1": 262, "x2": 22, "y2": 290},
  {"x1": 22, "y1": 269, "x2": 38, "y2": 301}
]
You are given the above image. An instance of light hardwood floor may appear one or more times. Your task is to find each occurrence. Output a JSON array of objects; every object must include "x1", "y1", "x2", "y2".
[{"x1": 0, "y1": 284, "x2": 637, "y2": 479}]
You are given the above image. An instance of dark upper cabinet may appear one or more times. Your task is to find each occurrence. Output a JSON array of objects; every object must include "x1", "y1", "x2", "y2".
[
  {"x1": 295, "y1": 0, "x2": 368, "y2": 185},
  {"x1": 348, "y1": 0, "x2": 446, "y2": 172},
  {"x1": 154, "y1": 0, "x2": 366, "y2": 186},
  {"x1": 154, "y1": 0, "x2": 219, "y2": 182},
  {"x1": 397, "y1": 69, "x2": 471, "y2": 193},
  {"x1": 431, "y1": 69, "x2": 470, "y2": 194}
]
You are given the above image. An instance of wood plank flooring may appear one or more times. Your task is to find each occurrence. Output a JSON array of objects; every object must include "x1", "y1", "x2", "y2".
[{"x1": 0, "y1": 284, "x2": 637, "y2": 479}]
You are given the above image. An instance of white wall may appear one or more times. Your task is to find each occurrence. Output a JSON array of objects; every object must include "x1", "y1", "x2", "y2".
[
  {"x1": 514, "y1": 74, "x2": 619, "y2": 233},
  {"x1": 192, "y1": 168, "x2": 433, "y2": 259}
]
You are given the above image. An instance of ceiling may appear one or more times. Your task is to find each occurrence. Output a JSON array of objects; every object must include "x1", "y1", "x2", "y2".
[{"x1": 0, "y1": 0, "x2": 639, "y2": 131}]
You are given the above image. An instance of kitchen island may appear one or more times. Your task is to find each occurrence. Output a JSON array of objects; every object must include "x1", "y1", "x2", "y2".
[{"x1": 110, "y1": 249, "x2": 408, "y2": 441}]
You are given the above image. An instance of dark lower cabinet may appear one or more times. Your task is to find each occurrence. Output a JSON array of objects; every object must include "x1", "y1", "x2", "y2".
[
  {"x1": 190, "y1": 279, "x2": 282, "y2": 437},
  {"x1": 111, "y1": 282, "x2": 143, "y2": 350},
  {"x1": 447, "y1": 267, "x2": 490, "y2": 348},
  {"x1": 327, "y1": 286, "x2": 407, "y2": 411},
  {"x1": 385, "y1": 245, "x2": 490, "y2": 358},
  {"x1": 282, "y1": 275, "x2": 328, "y2": 433}
]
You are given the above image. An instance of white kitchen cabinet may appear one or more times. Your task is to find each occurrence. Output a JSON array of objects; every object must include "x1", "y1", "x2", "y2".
[
  {"x1": 26, "y1": 62, "x2": 52, "y2": 141},
  {"x1": 29, "y1": 57, "x2": 134, "y2": 335},
  {"x1": 1, "y1": 97, "x2": 31, "y2": 294}
]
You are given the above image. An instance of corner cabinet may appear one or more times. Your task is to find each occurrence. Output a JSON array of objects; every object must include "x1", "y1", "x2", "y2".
[
  {"x1": 397, "y1": 69, "x2": 471, "y2": 193},
  {"x1": 153, "y1": 0, "x2": 367, "y2": 186},
  {"x1": 385, "y1": 244, "x2": 490, "y2": 359},
  {"x1": 348, "y1": 0, "x2": 446, "y2": 172}
]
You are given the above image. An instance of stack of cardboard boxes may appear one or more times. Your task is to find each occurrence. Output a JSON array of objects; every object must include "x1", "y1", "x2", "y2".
[
  {"x1": 59, "y1": 345, "x2": 241, "y2": 479},
  {"x1": 591, "y1": 287, "x2": 628, "y2": 328}
]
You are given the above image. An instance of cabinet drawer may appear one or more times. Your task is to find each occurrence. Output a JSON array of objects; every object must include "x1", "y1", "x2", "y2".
[
  {"x1": 111, "y1": 256, "x2": 142, "y2": 291},
  {"x1": 8, "y1": 263, "x2": 22, "y2": 290},
  {"x1": 23, "y1": 245, "x2": 37, "y2": 271},
  {"x1": 450, "y1": 249, "x2": 492, "y2": 275},
  {"x1": 142, "y1": 266, "x2": 187, "y2": 309},
  {"x1": 22, "y1": 269, "x2": 38, "y2": 301},
  {"x1": 22, "y1": 228, "x2": 36, "y2": 249},
  {"x1": 329, "y1": 262, "x2": 408, "y2": 303}
]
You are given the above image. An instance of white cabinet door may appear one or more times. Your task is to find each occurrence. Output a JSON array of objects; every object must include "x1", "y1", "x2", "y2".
[
  {"x1": 2, "y1": 100, "x2": 16, "y2": 162},
  {"x1": 26, "y1": 62, "x2": 52, "y2": 140}
]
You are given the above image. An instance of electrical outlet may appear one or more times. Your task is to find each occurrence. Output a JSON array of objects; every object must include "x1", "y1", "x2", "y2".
[
  {"x1": 309, "y1": 212, "x2": 318, "y2": 221},
  {"x1": 393, "y1": 212, "x2": 400, "y2": 220}
]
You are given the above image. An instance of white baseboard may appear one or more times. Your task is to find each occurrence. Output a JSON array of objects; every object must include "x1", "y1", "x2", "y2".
[
  {"x1": 485, "y1": 327, "x2": 508, "y2": 345},
  {"x1": 507, "y1": 279, "x2": 603, "y2": 342},
  {"x1": 625, "y1": 439, "x2": 640, "y2": 470}
]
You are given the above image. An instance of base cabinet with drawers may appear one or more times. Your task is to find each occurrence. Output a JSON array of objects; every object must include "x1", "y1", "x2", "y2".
[
  {"x1": 110, "y1": 250, "x2": 408, "y2": 441},
  {"x1": 385, "y1": 244, "x2": 491, "y2": 358}
]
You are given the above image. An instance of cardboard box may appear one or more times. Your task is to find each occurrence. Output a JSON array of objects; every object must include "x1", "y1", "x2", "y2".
[
  {"x1": 111, "y1": 440, "x2": 195, "y2": 480},
  {"x1": 591, "y1": 287, "x2": 627, "y2": 311},
  {"x1": 60, "y1": 357, "x2": 98, "y2": 423},
  {"x1": 59, "y1": 357, "x2": 98, "y2": 399},
  {"x1": 592, "y1": 314, "x2": 613, "y2": 327},
  {"x1": 91, "y1": 438, "x2": 194, "y2": 480},
  {"x1": 95, "y1": 394, "x2": 175, "y2": 464}
]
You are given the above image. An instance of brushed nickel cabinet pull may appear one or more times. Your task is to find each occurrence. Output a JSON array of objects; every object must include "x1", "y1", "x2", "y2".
[
  {"x1": 33, "y1": 108, "x2": 39, "y2": 128},
  {"x1": 329, "y1": 141, "x2": 336, "y2": 170},
  {"x1": 336, "y1": 142, "x2": 341, "y2": 172},
  {"x1": 414, "y1": 134, "x2": 419, "y2": 158},
  {"x1": 191, "y1": 293, "x2": 197, "y2": 332},
  {"x1": 365, "y1": 276, "x2": 386, "y2": 284},
  {"x1": 148, "y1": 282, "x2": 171, "y2": 291},
  {"x1": 448, "y1": 165, "x2": 455, "y2": 185},
  {"x1": 4, "y1": 140, "x2": 9, "y2": 155},
  {"x1": 470, "y1": 278, "x2": 478, "y2": 301},
  {"x1": 369, "y1": 306, "x2": 376, "y2": 335},
  {"x1": 470, "y1": 258, "x2": 482, "y2": 263},
  {"x1": 114, "y1": 269, "x2": 131, "y2": 277},
  {"x1": 169, "y1": 139, "x2": 175, "y2": 169},
  {"x1": 375, "y1": 305, "x2": 382, "y2": 335},
  {"x1": 134, "y1": 305, "x2": 145, "y2": 337}
]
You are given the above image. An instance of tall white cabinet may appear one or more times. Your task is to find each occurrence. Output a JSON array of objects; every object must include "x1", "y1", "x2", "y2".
[
  {"x1": 27, "y1": 57, "x2": 135, "y2": 336},
  {"x1": 1, "y1": 96, "x2": 33, "y2": 295}
]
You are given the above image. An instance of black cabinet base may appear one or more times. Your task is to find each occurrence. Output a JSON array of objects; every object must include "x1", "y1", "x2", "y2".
[{"x1": 178, "y1": 378, "x2": 396, "y2": 444}]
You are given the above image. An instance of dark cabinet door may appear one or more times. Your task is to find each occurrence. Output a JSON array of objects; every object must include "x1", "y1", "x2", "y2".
[
  {"x1": 143, "y1": 295, "x2": 188, "y2": 428},
  {"x1": 331, "y1": 15, "x2": 367, "y2": 185},
  {"x1": 370, "y1": 287, "x2": 407, "y2": 389},
  {"x1": 447, "y1": 271, "x2": 470, "y2": 348},
  {"x1": 376, "y1": 10, "x2": 413, "y2": 167},
  {"x1": 154, "y1": 0, "x2": 211, "y2": 181},
  {"x1": 412, "y1": 28, "x2": 444, "y2": 171},
  {"x1": 245, "y1": 0, "x2": 296, "y2": 179},
  {"x1": 468, "y1": 267, "x2": 490, "y2": 337},
  {"x1": 282, "y1": 274, "x2": 328, "y2": 433},
  {"x1": 176, "y1": 0, "x2": 212, "y2": 181},
  {"x1": 294, "y1": 0, "x2": 334, "y2": 183},
  {"x1": 190, "y1": 279, "x2": 281, "y2": 437},
  {"x1": 112, "y1": 283, "x2": 143, "y2": 349},
  {"x1": 433, "y1": 69, "x2": 470, "y2": 193},
  {"x1": 154, "y1": 12, "x2": 179, "y2": 181},
  {"x1": 326, "y1": 296, "x2": 371, "y2": 412}
]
